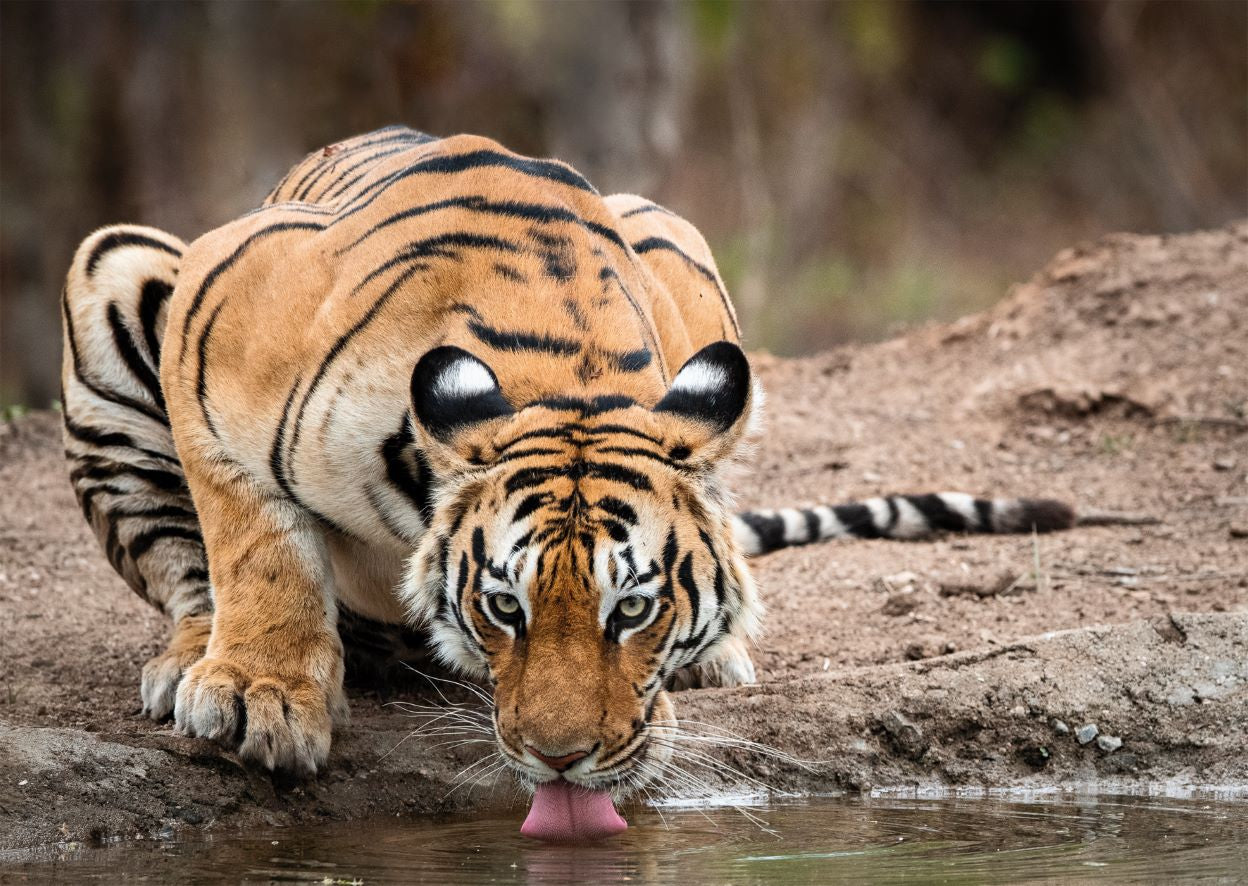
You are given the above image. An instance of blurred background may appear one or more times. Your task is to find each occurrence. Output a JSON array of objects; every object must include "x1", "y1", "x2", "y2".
[{"x1": 2, "y1": 0, "x2": 1245, "y2": 410}]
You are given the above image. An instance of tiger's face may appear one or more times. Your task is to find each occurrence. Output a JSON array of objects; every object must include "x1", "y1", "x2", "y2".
[{"x1": 402, "y1": 342, "x2": 762, "y2": 796}]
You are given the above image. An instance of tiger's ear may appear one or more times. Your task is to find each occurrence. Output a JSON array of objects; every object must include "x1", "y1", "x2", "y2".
[
  {"x1": 654, "y1": 341, "x2": 756, "y2": 464},
  {"x1": 411, "y1": 346, "x2": 515, "y2": 469}
]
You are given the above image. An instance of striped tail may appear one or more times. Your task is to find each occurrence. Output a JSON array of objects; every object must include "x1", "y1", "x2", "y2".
[
  {"x1": 732, "y1": 493, "x2": 1075, "y2": 556},
  {"x1": 61, "y1": 224, "x2": 212, "y2": 623}
]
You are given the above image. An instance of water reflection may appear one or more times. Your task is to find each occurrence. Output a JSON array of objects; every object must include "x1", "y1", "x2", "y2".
[{"x1": 9, "y1": 794, "x2": 1248, "y2": 884}]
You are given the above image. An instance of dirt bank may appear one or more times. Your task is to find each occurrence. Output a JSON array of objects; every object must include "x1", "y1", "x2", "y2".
[{"x1": 2, "y1": 222, "x2": 1246, "y2": 852}]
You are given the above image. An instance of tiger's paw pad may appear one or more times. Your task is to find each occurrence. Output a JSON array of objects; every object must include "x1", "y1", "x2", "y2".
[
  {"x1": 141, "y1": 615, "x2": 212, "y2": 720},
  {"x1": 173, "y1": 657, "x2": 346, "y2": 777}
]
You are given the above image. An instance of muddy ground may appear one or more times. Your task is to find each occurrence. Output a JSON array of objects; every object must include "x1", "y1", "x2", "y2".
[{"x1": 1, "y1": 223, "x2": 1246, "y2": 853}]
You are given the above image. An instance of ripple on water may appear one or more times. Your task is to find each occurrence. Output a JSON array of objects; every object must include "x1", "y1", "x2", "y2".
[{"x1": 10, "y1": 794, "x2": 1248, "y2": 884}]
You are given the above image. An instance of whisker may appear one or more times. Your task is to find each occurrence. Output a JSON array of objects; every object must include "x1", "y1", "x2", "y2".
[
  {"x1": 650, "y1": 740, "x2": 779, "y2": 793},
  {"x1": 398, "y1": 663, "x2": 493, "y2": 706}
]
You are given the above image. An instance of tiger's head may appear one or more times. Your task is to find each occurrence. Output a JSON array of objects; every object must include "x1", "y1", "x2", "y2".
[{"x1": 401, "y1": 340, "x2": 762, "y2": 797}]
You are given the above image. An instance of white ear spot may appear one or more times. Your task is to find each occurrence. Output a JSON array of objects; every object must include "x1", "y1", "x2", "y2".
[
  {"x1": 670, "y1": 361, "x2": 727, "y2": 394},
  {"x1": 435, "y1": 358, "x2": 496, "y2": 400}
]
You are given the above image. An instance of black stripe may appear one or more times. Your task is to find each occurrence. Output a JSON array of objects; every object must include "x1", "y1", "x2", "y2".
[
  {"x1": 318, "y1": 133, "x2": 443, "y2": 202},
  {"x1": 527, "y1": 395, "x2": 636, "y2": 417},
  {"x1": 579, "y1": 423, "x2": 663, "y2": 446},
  {"x1": 195, "y1": 302, "x2": 226, "y2": 435},
  {"x1": 76, "y1": 482, "x2": 126, "y2": 521},
  {"x1": 631, "y1": 236, "x2": 740, "y2": 338},
  {"x1": 319, "y1": 138, "x2": 440, "y2": 202},
  {"x1": 350, "y1": 231, "x2": 519, "y2": 298},
  {"x1": 512, "y1": 493, "x2": 548, "y2": 523},
  {"x1": 738, "y1": 512, "x2": 786, "y2": 552},
  {"x1": 593, "y1": 445, "x2": 675, "y2": 467},
  {"x1": 596, "y1": 264, "x2": 668, "y2": 385},
  {"x1": 342, "y1": 195, "x2": 628, "y2": 255},
  {"x1": 110, "y1": 503, "x2": 198, "y2": 521},
  {"x1": 973, "y1": 497, "x2": 994, "y2": 531},
  {"x1": 495, "y1": 263, "x2": 527, "y2": 283},
  {"x1": 126, "y1": 524, "x2": 204, "y2": 561},
  {"x1": 468, "y1": 320, "x2": 580, "y2": 356},
  {"x1": 832, "y1": 503, "x2": 883, "y2": 538},
  {"x1": 284, "y1": 259, "x2": 428, "y2": 483},
  {"x1": 298, "y1": 143, "x2": 416, "y2": 202},
  {"x1": 279, "y1": 130, "x2": 428, "y2": 202},
  {"x1": 563, "y1": 298, "x2": 590, "y2": 331},
  {"x1": 63, "y1": 414, "x2": 177, "y2": 464},
  {"x1": 70, "y1": 458, "x2": 187, "y2": 492},
  {"x1": 585, "y1": 461, "x2": 652, "y2": 491},
  {"x1": 179, "y1": 221, "x2": 325, "y2": 363},
  {"x1": 678, "y1": 552, "x2": 700, "y2": 625},
  {"x1": 602, "y1": 519, "x2": 630, "y2": 542},
  {"x1": 621, "y1": 203, "x2": 675, "y2": 218},
  {"x1": 595, "y1": 496, "x2": 637, "y2": 525},
  {"x1": 662, "y1": 528, "x2": 679, "y2": 586},
  {"x1": 107, "y1": 302, "x2": 166, "y2": 412},
  {"x1": 86, "y1": 231, "x2": 181, "y2": 277},
  {"x1": 504, "y1": 465, "x2": 564, "y2": 496},
  {"x1": 269, "y1": 376, "x2": 302, "y2": 499},
  {"x1": 335, "y1": 149, "x2": 598, "y2": 227},
  {"x1": 698, "y1": 529, "x2": 728, "y2": 607},
  {"x1": 62, "y1": 288, "x2": 169, "y2": 427},
  {"x1": 137, "y1": 279, "x2": 172, "y2": 367},
  {"x1": 803, "y1": 509, "x2": 821, "y2": 543},
  {"x1": 494, "y1": 426, "x2": 578, "y2": 453},
  {"x1": 904, "y1": 494, "x2": 968, "y2": 533},
  {"x1": 884, "y1": 497, "x2": 900, "y2": 533},
  {"x1": 267, "y1": 128, "x2": 427, "y2": 204},
  {"x1": 295, "y1": 135, "x2": 428, "y2": 201},
  {"x1": 449, "y1": 551, "x2": 482, "y2": 654},
  {"x1": 380, "y1": 417, "x2": 435, "y2": 522},
  {"x1": 604, "y1": 348, "x2": 652, "y2": 372},
  {"x1": 492, "y1": 447, "x2": 566, "y2": 466}
]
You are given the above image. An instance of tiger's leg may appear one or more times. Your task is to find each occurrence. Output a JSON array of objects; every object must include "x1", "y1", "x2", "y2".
[
  {"x1": 61, "y1": 225, "x2": 213, "y2": 719},
  {"x1": 168, "y1": 454, "x2": 348, "y2": 775},
  {"x1": 668, "y1": 635, "x2": 756, "y2": 691}
]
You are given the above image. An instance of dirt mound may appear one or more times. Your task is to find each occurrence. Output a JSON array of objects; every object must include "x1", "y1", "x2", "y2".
[{"x1": 2, "y1": 223, "x2": 1246, "y2": 852}]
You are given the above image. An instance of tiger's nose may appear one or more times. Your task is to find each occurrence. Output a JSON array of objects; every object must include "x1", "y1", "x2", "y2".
[{"x1": 526, "y1": 745, "x2": 591, "y2": 772}]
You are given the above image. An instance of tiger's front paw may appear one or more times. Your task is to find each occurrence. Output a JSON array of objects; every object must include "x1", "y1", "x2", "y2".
[
  {"x1": 173, "y1": 656, "x2": 348, "y2": 776},
  {"x1": 141, "y1": 614, "x2": 212, "y2": 720}
]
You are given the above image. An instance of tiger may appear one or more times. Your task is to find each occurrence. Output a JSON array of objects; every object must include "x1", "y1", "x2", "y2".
[{"x1": 61, "y1": 126, "x2": 1073, "y2": 835}]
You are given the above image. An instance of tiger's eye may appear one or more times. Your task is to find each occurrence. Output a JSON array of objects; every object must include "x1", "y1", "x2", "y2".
[
  {"x1": 617, "y1": 595, "x2": 647, "y2": 619},
  {"x1": 492, "y1": 593, "x2": 520, "y2": 615}
]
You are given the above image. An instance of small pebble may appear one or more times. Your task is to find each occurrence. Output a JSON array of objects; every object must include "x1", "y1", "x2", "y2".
[
  {"x1": 1076, "y1": 723, "x2": 1099, "y2": 745},
  {"x1": 1096, "y1": 734, "x2": 1123, "y2": 753},
  {"x1": 1052, "y1": 719, "x2": 1070, "y2": 734},
  {"x1": 881, "y1": 593, "x2": 920, "y2": 616},
  {"x1": 1230, "y1": 523, "x2": 1248, "y2": 540},
  {"x1": 1213, "y1": 457, "x2": 1237, "y2": 472}
]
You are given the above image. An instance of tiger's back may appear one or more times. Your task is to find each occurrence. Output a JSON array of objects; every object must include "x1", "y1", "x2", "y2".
[{"x1": 162, "y1": 128, "x2": 738, "y2": 566}]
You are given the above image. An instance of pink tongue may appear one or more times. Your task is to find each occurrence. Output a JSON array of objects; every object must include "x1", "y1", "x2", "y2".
[{"x1": 520, "y1": 780, "x2": 627, "y2": 842}]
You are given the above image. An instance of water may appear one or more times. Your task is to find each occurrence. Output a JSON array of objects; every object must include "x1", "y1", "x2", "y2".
[{"x1": 8, "y1": 794, "x2": 1247, "y2": 884}]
